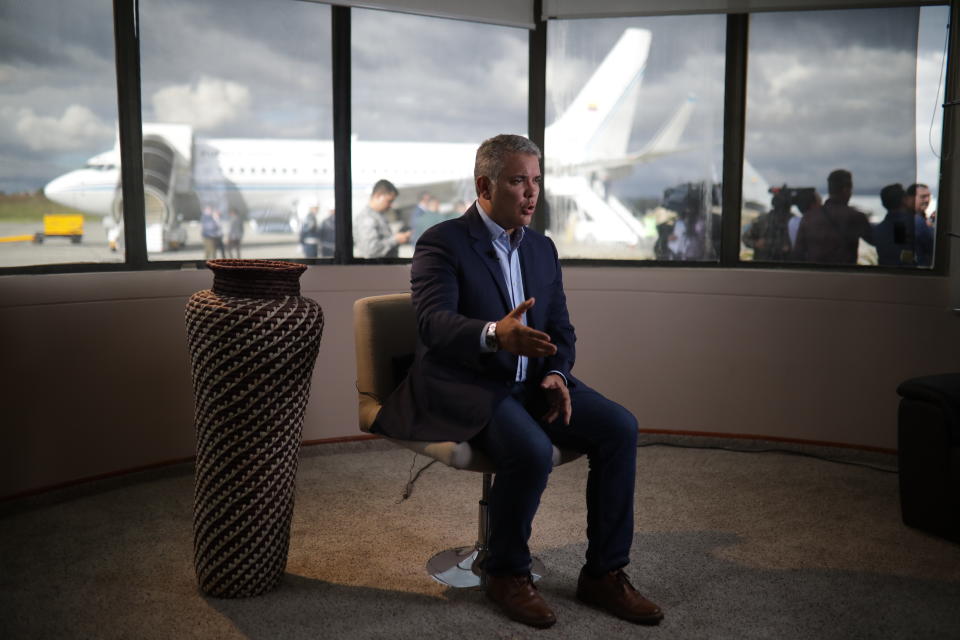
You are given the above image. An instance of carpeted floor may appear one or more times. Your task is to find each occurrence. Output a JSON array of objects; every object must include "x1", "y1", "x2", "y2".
[{"x1": 2, "y1": 437, "x2": 959, "y2": 639}]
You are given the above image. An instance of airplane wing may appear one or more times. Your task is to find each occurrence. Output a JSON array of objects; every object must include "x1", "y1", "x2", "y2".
[
  {"x1": 636, "y1": 95, "x2": 697, "y2": 158},
  {"x1": 556, "y1": 96, "x2": 697, "y2": 177},
  {"x1": 741, "y1": 159, "x2": 773, "y2": 209}
]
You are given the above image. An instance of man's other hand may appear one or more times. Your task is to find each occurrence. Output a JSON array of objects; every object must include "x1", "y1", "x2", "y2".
[
  {"x1": 497, "y1": 298, "x2": 557, "y2": 358},
  {"x1": 540, "y1": 373, "x2": 571, "y2": 426}
]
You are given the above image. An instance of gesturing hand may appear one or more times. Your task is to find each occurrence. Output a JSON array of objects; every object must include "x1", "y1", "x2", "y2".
[
  {"x1": 496, "y1": 298, "x2": 557, "y2": 358},
  {"x1": 540, "y1": 373, "x2": 571, "y2": 426}
]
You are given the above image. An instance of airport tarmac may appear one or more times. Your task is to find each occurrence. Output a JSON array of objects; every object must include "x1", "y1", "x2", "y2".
[
  {"x1": 0, "y1": 220, "x2": 309, "y2": 269},
  {"x1": 2, "y1": 218, "x2": 747, "y2": 266}
]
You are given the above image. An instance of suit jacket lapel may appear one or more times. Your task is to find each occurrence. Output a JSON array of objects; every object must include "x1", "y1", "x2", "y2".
[
  {"x1": 518, "y1": 233, "x2": 539, "y2": 330},
  {"x1": 466, "y1": 207, "x2": 511, "y2": 313}
]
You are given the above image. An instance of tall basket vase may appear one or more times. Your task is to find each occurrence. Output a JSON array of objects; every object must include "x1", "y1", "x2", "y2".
[{"x1": 185, "y1": 259, "x2": 324, "y2": 598}]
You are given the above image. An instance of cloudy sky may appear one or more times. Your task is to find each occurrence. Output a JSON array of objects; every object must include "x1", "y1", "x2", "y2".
[
  {"x1": 0, "y1": 1, "x2": 948, "y2": 201},
  {"x1": 745, "y1": 6, "x2": 947, "y2": 196}
]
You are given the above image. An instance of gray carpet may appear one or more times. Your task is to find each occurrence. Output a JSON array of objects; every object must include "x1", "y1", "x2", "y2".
[{"x1": 2, "y1": 437, "x2": 959, "y2": 639}]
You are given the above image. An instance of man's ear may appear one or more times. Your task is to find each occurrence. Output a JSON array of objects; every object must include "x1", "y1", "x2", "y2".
[{"x1": 476, "y1": 176, "x2": 492, "y2": 201}]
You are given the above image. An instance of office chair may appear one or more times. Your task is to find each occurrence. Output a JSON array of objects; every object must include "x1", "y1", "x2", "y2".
[{"x1": 353, "y1": 293, "x2": 581, "y2": 588}]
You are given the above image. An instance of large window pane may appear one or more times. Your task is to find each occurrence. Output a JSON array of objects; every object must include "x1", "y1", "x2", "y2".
[
  {"x1": 0, "y1": 2, "x2": 121, "y2": 268},
  {"x1": 136, "y1": 0, "x2": 333, "y2": 261},
  {"x1": 741, "y1": 6, "x2": 948, "y2": 268},
  {"x1": 351, "y1": 9, "x2": 527, "y2": 259},
  {"x1": 545, "y1": 16, "x2": 726, "y2": 261}
]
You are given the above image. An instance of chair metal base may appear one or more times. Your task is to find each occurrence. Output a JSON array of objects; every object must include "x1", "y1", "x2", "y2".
[{"x1": 426, "y1": 546, "x2": 546, "y2": 589}]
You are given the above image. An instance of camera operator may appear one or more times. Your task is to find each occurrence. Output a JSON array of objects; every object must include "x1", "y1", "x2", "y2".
[{"x1": 743, "y1": 185, "x2": 815, "y2": 262}]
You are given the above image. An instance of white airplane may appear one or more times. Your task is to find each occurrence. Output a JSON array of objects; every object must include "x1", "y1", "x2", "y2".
[{"x1": 43, "y1": 28, "x2": 694, "y2": 252}]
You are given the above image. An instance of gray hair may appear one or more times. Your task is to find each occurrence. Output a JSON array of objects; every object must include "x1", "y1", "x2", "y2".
[{"x1": 474, "y1": 134, "x2": 542, "y2": 195}]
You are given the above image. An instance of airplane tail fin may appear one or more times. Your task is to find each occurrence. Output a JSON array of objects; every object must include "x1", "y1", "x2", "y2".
[{"x1": 545, "y1": 28, "x2": 651, "y2": 164}]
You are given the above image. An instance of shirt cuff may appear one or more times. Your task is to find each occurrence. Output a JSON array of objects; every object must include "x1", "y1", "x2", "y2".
[{"x1": 545, "y1": 370, "x2": 567, "y2": 386}]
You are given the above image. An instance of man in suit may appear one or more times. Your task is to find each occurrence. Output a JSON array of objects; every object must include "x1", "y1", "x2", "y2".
[{"x1": 373, "y1": 134, "x2": 662, "y2": 628}]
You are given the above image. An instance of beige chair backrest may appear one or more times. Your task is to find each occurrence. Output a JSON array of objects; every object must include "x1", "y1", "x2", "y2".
[{"x1": 353, "y1": 293, "x2": 416, "y2": 432}]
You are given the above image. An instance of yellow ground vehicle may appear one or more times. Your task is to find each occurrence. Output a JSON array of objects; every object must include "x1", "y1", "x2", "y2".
[{"x1": 34, "y1": 214, "x2": 84, "y2": 244}]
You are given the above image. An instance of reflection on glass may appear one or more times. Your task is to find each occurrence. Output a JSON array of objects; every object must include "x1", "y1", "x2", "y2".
[
  {"x1": 0, "y1": 1, "x2": 121, "y2": 268},
  {"x1": 351, "y1": 9, "x2": 527, "y2": 259},
  {"x1": 545, "y1": 17, "x2": 725, "y2": 260},
  {"x1": 742, "y1": 6, "x2": 947, "y2": 268},
  {"x1": 136, "y1": 0, "x2": 332, "y2": 260}
]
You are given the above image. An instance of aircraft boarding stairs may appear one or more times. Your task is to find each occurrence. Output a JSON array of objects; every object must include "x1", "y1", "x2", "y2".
[
  {"x1": 548, "y1": 174, "x2": 647, "y2": 248},
  {"x1": 111, "y1": 128, "x2": 195, "y2": 252}
]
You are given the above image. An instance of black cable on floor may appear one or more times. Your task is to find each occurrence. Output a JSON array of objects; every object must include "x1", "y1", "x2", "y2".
[
  {"x1": 398, "y1": 455, "x2": 437, "y2": 502},
  {"x1": 637, "y1": 441, "x2": 898, "y2": 473}
]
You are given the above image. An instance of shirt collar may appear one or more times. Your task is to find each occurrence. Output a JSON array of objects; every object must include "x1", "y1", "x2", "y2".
[{"x1": 476, "y1": 200, "x2": 525, "y2": 250}]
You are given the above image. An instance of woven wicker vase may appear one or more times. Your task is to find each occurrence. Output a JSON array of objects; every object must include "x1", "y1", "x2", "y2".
[{"x1": 185, "y1": 259, "x2": 324, "y2": 598}]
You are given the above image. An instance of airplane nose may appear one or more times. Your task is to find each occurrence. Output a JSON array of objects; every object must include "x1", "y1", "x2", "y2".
[
  {"x1": 44, "y1": 174, "x2": 70, "y2": 200},
  {"x1": 43, "y1": 173, "x2": 76, "y2": 198},
  {"x1": 44, "y1": 172, "x2": 85, "y2": 211},
  {"x1": 43, "y1": 168, "x2": 120, "y2": 217}
]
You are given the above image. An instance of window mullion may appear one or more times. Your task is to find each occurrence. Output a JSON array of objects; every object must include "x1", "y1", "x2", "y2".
[
  {"x1": 529, "y1": 0, "x2": 547, "y2": 234},
  {"x1": 936, "y1": 0, "x2": 959, "y2": 278},
  {"x1": 332, "y1": 5, "x2": 353, "y2": 263},
  {"x1": 720, "y1": 13, "x2": 748, "y2": 268},
  {"x1": 112, "y1": 0, "x2": 148, "y2": 268}
]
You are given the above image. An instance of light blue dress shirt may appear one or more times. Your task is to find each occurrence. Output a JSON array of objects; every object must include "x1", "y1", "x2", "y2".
[{"x1": 477, "y1": 201, "x2": 528, "y2": 382}]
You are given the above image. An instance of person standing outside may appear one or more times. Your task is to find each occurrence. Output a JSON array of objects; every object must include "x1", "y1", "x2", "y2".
[
  {"x1": 905, "y1": 183, "x2": 935, "y2": 266},
  {"x1": 225, "y1": 209, "x2": 243, "y2": 258},
  {"x1": 874, "y1": 183, "x2": 917, "y2": 266},
  {"x1": 372, "y1": 134, "x2": 662, "y2": 629},
  {"x1": 200, "y1": 206, "x2": 223, "y2": 260},
  {"x1": 300, "y1": 205, "x2": 322, "y2": 258},
  {"x1": 353, "y1": 179, "x2": 411, "y2": 258},
  {"x1": 793, "y1": 169, "x2": 873, "y2": 264},
  {"x1": 906, "y1": 182, "x2": 932, "y2": 226}
]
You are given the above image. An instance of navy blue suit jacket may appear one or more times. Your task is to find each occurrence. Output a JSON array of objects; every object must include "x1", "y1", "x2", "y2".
[{"x1": 373, "y1": 204, "x2": 578, "y2": 442}]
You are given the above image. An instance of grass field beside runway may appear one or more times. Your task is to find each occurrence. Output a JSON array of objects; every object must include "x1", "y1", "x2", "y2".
[{"x1": 0, "y1": 192, "x2": 87, "y2": 223}]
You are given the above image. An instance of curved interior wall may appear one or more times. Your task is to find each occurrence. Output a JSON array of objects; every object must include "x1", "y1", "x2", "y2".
[{"x1": 1, "y1": 265, "x2": 957, "y2": 498}]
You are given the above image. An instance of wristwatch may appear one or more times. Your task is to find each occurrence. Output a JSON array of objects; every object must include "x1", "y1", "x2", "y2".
[{"x1": 484, "y1": 322, "x2": 499, "y2": 351}]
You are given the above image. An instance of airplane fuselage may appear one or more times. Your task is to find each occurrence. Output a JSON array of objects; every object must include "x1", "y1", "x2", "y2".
[
  {"x1": 41, "y1": 28, "x2": 691, "y2": 253},
  {"x1": 45, "y1": 137, "x2": 480, "y2": 219}
]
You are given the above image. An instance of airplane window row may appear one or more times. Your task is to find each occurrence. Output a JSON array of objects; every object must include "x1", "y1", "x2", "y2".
[
  {"x1": 0, "y1": 1, "x2": 949, "y2": 271},
  {"x1": 228, "y1": 168, "x2": 314, "y2": 175}
]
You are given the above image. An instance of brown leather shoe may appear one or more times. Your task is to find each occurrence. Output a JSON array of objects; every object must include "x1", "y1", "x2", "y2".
[
  {"x1": 485, "y1": 574, "x2": 557, "y2": 628},
  {"x1": 576, "y1": 568, "x2": 664, "y2": 624}
]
